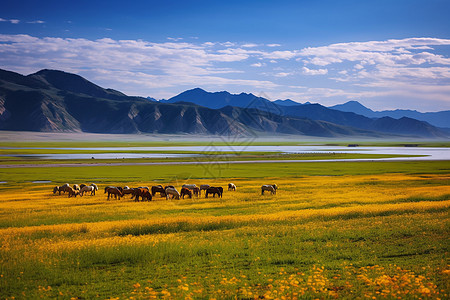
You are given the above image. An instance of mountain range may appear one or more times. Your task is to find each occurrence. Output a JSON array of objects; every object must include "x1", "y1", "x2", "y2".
[
  {"x1": 329, "y1": 101, "x2": 450, "y2": 128},
  {"x1": 0, "y1": 68, "x2": 448, "y2": 138}
]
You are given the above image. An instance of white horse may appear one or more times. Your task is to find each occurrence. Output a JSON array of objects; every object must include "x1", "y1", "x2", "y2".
[
  {"x1": 165, "y1": 187, "x2": 180, "y2": 200},
  {"x1": 261, "y1": 184, "x2": 277, "y2": 195},
  {"x1": 90, "y1": 183, "x2": 98, "y2": 191},
  {"x1": 80, "y1": 185, "x2": 95, "y2": 196},
  {"x1": 228, "y1": 183, "x2": 236, "y2": 191},
  {"x1": 182, "y1": 184, "x2": 197, "y2": 190}
]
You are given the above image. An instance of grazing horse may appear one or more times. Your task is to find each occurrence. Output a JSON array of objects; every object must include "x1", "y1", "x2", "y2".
[
  {"x1": 151, "y1": 185, "x2": 166, "y2": 197},
  {"x1": 165, "y1": 187, "x2": 180, "y2": 200},
  {"x1": 60, "y1": 183, "x2": 72, "y2": 195},
  {"x1": 104, "y1": 186, "x2": 116, "y2": 193},
  {"x1": 73, "y1": 184, "x2": 80, "y2": 191},
  {"x1": 205, "y1": 187, "x2": 223, "y2": 198},
  {"x1": 180, "y1": 187, "x2": 193, "y2": 199},
  {"x1": 90, "y1": 183, "x2": 98, "y2": 191},
  {"x1": 67, "y1": 187, "x2": 79, "y2": 198},
  {"x1": 53, "y1": 183, "x2": 71, "y2": 195},
  {"x1": 122, "y1": 187, "x2": 135, "y2": 197},
  {"x1": 182, "y1": 184, "x2": 197, "y2": 190},
  {"x1": 261, "y1": 184, "x2": 277, "y2": 195},
  {"x1": 199, "y1": 184, "x2": 210, "y2": 196},
  {"x1": 106, "y1": 187, "x2": 123, "y2": 200},
  {"x1": 80, "y1": 185, "x2": 95, "y2": 196},
  {"x1": 133, "y1": 188, "x2": 152, "y2": 201},
  {"x1": 228, "y1": 183, "x2": 236, "y2": 191},
  {"x1": 53, "y1": 186, "x2": 60, "y2": 194},
  {"x1": 140, "y1": 190, "x2": 152, "y2": 201},
  {"x1": 192, "y1": 187, "x2": 200, "y2": 197}
]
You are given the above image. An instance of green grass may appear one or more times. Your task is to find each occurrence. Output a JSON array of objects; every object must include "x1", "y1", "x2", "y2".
[
  {"x1": 1, "y1": 211, "x2": 447, "y2": 299},
  {"x1": 0, "y1": 144, "x2": 448, "y2": 299}
]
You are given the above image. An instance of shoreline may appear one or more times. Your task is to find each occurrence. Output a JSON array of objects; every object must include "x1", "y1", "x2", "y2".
[{"x1": 0, "y1": 157, "x2": 447, "y2": 169}]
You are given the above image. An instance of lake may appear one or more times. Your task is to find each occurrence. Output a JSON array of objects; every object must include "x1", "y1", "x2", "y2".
[{"x1": 1, "y1": 145, "x2": 449, "y2": 161}]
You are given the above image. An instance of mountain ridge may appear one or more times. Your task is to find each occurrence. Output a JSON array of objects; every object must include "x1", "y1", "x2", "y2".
[
  {"x1": 164, "y1": 88, "x2": 447, "y2": 137},
  {"x1": 0, "y1": 69, "x2": 447, "y2": 138},
  {"x1": 330, "y1": 100, "x2": 450, "y2": 128}
]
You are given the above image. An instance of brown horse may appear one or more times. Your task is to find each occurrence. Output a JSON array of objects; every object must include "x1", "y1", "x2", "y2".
[
  {"x1": 106, "y1": 187, "x2": 123, "y2": 200},
  {"x1": 133, "y1": 188, "x2": 152, "y2": 201},
  {"x1": 53, "y1": 183, "x2": 70, "y2": 195},
  {"x1": 205, "y1": 187, "x2": 223, "y2": 198},
  {"x1": 192, "y1": 187, "x2": 200, "y2": 197},
  {"x1": 122, "y1": 188, "x2": 135, "y2": 197},
  {"x1": 199, "y1": 184, "x2": 210, "y2": 196},
  {"x1": 180, "y1": 187, "x2": 192, "y2": 199},
  {"x1": 151, "y1": 185, "x2": 166, "y2": 197},
  {"x1": 67, "y1": 187, "x2": 79, "y2": 198}
]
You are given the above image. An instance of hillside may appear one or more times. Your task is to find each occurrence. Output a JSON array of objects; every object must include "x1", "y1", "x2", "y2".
[
  {"x1": 165, "y1": 88, "x2": 448, "y2": 138},
  {"x1": 0, "y1": 69, "x2": 448, "y2": 138},
  {"x1": 330, "y1": 101, "x2": 450, "y2": 128}
]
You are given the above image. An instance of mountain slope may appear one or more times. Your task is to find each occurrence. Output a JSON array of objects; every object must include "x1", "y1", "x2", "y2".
[
  {"x1": 167, "y1": 88, "x2": 448, "y2": 138},
  {"x1": 0, "y1": 68, "x2": 447, "y2": 138},
  {"x1": 29, "y1": 69, "x2": 128, "y2": 101},
  {"x1": 330, "y1": 101, "x2": 450, "y2": 128},
  {"x1": 164, "y1": 88, "x2": 272, "y2": 110}
]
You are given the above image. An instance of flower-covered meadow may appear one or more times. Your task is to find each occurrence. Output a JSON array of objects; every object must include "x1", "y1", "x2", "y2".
[{"x1": 0, "y1": 173, "x2": 448, "y2": 299}]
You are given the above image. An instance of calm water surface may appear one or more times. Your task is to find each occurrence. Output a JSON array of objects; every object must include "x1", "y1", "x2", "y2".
[{"x1": 1, "y1": 146, "x2": 449, "y2": 161}]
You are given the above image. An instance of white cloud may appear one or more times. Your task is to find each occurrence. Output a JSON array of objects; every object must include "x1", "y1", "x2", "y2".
[
  {"x1": 0, "y1": 34, "x2": 449, "y2": 109},
  {"x1": 302, "y1": 67, "x2": 328, "y2": 75},
  {"x1": 274, "y1": 72, "x2": 292, "y2": 77},
  {"x1": 0, "y1": 18, "x2": 20, "y2": 24},
  {"x1": 242, "y1": 43, "x2": 259, "y2": 48},
  {"x1": 0, "y1": 34, "x2": 279, "y2": 97},
  {"x1": 27, "y1": 20, "x2": 45, "y2": 24},
  {"x1": 262, "y1": 50, "x2": 298, "y2": 60}
]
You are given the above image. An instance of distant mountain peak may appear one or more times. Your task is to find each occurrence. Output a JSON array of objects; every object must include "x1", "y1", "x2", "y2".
[
  {"x1": 330, "y1": 100, "x2": 374, "y2": 116},
  {"x1": 1, "y1": 68, "x2": 448, "y2": 136},
  {"x1": 273, "y1": 99, "x2": 302, "y2": 106}
]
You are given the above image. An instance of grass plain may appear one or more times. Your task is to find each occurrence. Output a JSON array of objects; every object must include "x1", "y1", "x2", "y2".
[{"x1": 0, "y1": 141, "x2": 449, "y2": 299}]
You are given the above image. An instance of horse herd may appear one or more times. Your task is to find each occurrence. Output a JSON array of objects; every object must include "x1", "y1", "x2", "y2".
[
  {"x1": 53, "y1": 182, "x2": 278, "y2": 201},
  {"x1": 53, "y1": 183, "x2": 98, "y2": 197}
]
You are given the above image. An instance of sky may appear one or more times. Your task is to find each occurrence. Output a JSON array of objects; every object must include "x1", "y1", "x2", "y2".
[{"x1": 1, "y1": 0, "x2": 450, "y2": 112}]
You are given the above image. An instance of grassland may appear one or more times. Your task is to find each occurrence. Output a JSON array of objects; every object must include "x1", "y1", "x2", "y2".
[{"x1": 0, "y1": 155, "x2": 449, "y2": 299}]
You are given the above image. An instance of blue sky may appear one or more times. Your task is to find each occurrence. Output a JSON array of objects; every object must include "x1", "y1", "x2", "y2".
[{"x1": 1, "y1": 0, "x2": 450, "y2": 111}]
